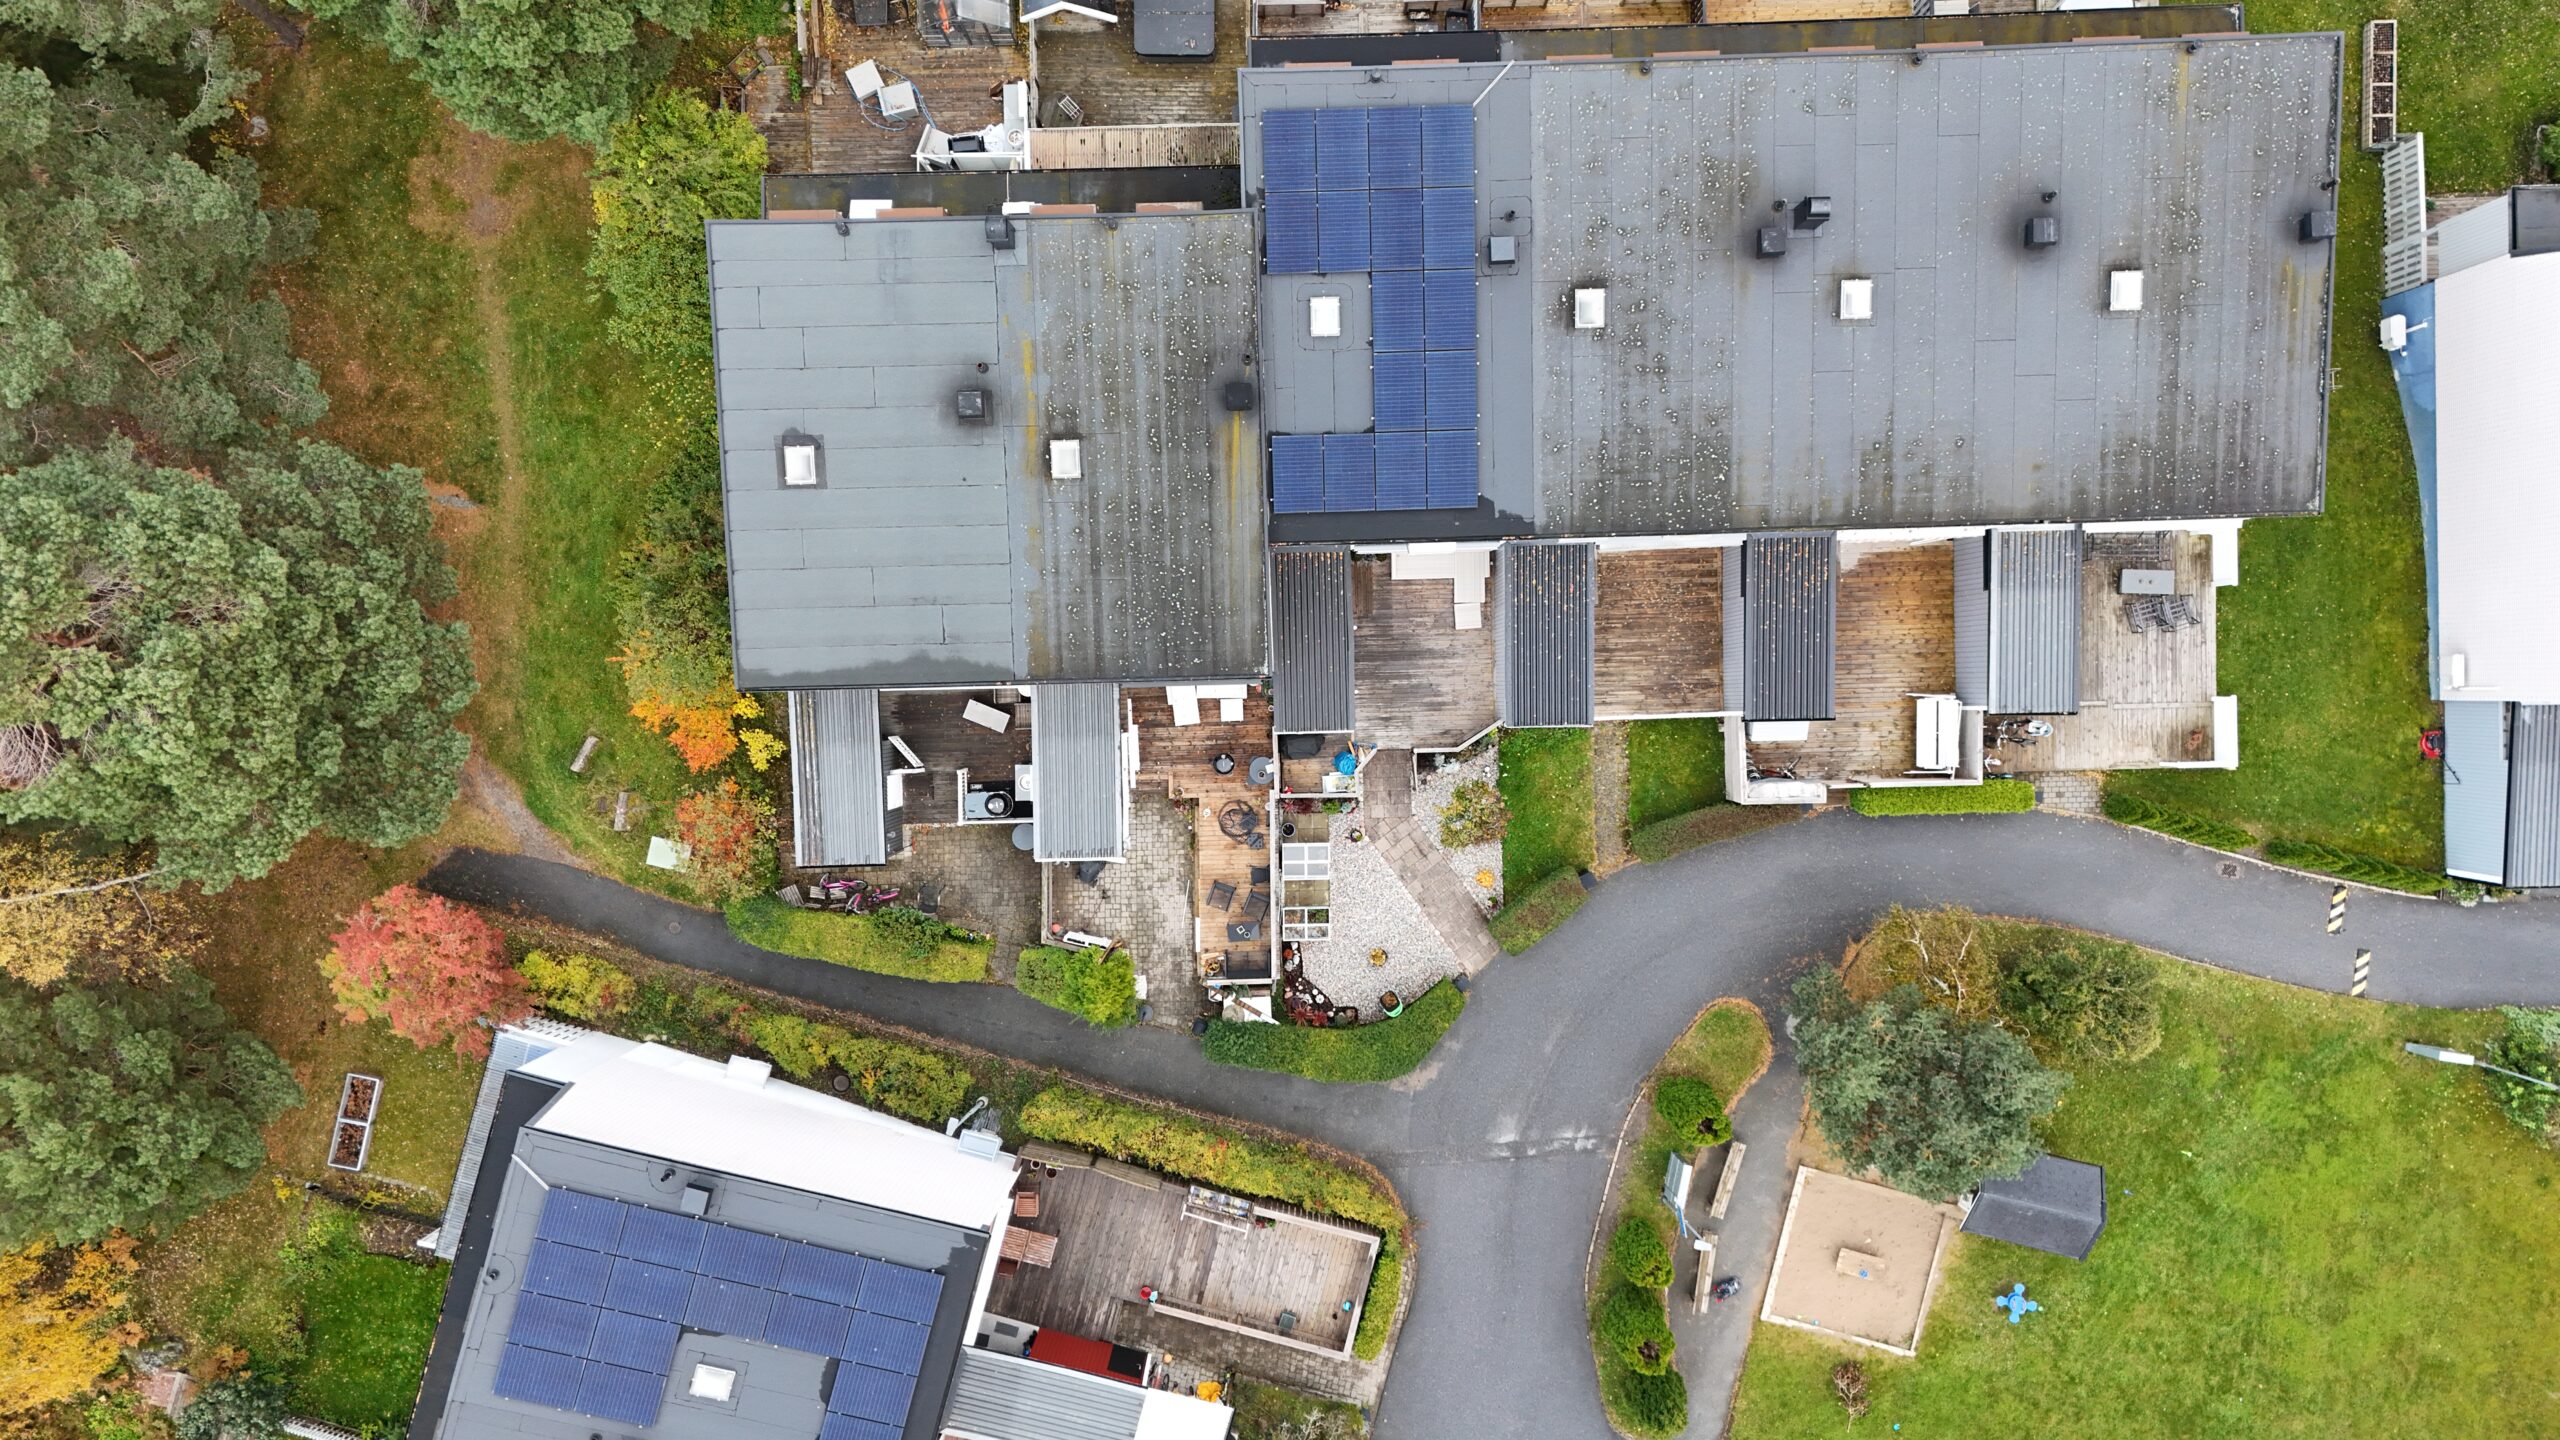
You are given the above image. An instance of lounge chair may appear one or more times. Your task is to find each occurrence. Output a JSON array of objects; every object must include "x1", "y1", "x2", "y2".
[
  {"x1": 1206, "y1": 879, "x2": 1236, "y2": 911},
  {"x1": 1239, "y1": 889, "x2": 1269, "y2": 923}
]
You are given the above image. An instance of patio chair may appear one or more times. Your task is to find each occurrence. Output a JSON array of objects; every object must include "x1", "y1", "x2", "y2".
[
  {"x1": 1055, "y1": 93, "x2": 1085, "y2": 125},
  {"x1": 2122, "y1": 596, "x2": 2162, "y2": 634},
  {"x1": 1073, "y1": 860, "x2": 1105, "y2": 886},
  {"x1": 1239, "y1": 889, "x2": 1269, "y2": 923},
  {"x1": 1250, "y1": 865, "x2": 1271, "y2": 886},
  {"x1": 915, "y1": 883, "x2": 941, "y2": 916},
  {"x1": 2162, "y1": 594, "x2": 2204, "y2": 628},
  {"x1": 1206, "y1": 879, "x2": 1237, "y2": 911}
]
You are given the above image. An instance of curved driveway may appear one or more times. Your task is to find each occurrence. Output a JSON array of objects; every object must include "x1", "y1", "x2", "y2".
[{"x1": 424, "y1": 812, "x2": 2560, "y2": 1440}]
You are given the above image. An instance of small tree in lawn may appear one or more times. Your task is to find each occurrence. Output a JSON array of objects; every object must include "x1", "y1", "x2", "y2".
[
  {"x1": 674, "y1": 779, "x2": 773, "y2": 904},
  {"x1": 322, "y1": 886, "x2": 528, "y2": 1060}
]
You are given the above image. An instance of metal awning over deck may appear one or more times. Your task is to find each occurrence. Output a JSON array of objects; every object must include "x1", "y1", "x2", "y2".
[
  {"x1": 1724, "y1": 534, "x2": 1836, "y2": 722},
  {"x1": 1273, "y1": 546, "x2": 1356, "y2": 734},
  {"x1": 1955, "y1": 528, "x2": 2084, "y2": 716},
  {"x1": 1031, "y1": 683, "x2": 1129, "y2": 861},
  {"x1": 789, "y1": 689, "x2": 888, "y2": 867},
  {"x1": 1496, "y1": 541, "x2": 1595, "y2": 728}
]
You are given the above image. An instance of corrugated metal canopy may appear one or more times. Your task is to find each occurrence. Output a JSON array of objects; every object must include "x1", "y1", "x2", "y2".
[
  {"x1": 789, "y1": 689, "x2": 887, "y2": 867},
  {"x1": 2442, "y1": 701, "x2": 2509, "y2": 884},
  {"x1": 1988, "y1": 528, "x2": 2082, "y2": 715},
  {"x1": 1498, "y1": 542, "x2": 1595, "y2": 727},
  {"x1": 1273, "y1": 547, "x2": 1356, "y2": 733},
  {"x1": 943, "y1": 1347, "x2": 1143, "y2": 1440},
  {"x1": 2504, "y1": 704, "x2": 2560, "y2": 887},
  {"x1": 1032, "y1": 683, "x2": 1127, "y2": 861},
  {"x1": 1735, "y1": 535, "x2": 1836, "y2": 722}
]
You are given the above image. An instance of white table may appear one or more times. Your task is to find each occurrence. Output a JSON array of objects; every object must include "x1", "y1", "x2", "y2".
[
  {"x1": 2119, "y1": 568, "x2": 2175, "y2": 595},
  {"x1": 962, "y1": 699, "x2": 1011, "y2": 733}
]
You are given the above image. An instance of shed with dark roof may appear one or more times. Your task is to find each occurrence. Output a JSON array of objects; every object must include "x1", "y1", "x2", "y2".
[{"x1": 1962, "y1": 1153, "x2": 2107, "y2": 1260}]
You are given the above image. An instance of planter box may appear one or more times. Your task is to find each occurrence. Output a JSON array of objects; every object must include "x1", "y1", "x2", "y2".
[{"x1": 328, "y1": 1072, "x2": 382, "y2": 1173}]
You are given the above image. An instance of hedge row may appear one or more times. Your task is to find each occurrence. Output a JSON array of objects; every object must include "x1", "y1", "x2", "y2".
[
  {"x1": 724, "y1": 897, "x2": 991, "y2": 982},
  {"x1": 1203, "y1": 981, "x2": 1464, "y2": 1082},
  {"x1": 1489, "y1": 870, "x2": 1587, "y2": 954},
  {"x1": 2101, "y1": 791, "x2": 2259, "y2": 850},
  {"x1": 1627, "y1": 802, "x2": 1801, "y2": 864},
  {"x1": 1849, "y1": 779, "x2": 2037, "y2": 816},
  {"x1": 2262, "y1": 839, "x2": 2483, "y2": 900},
  {"x1": 1014, "y1": 946, "x2": 1138, "y2": 1028}
]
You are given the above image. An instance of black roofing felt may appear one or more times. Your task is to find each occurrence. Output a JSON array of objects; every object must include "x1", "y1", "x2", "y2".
[
  {"x1": 761, "y1": 169, "x2": 1243, "y2": 219},
  {"x1": 413, "y1": 1071, "x2": 564, "y2": 1440},
  {"x1": 2514, "y1": 186, "x2": 2560, "y2": 257},
  {"x1": 1962, "y1": 1153, "x2": 2107, "y2": 1261}
]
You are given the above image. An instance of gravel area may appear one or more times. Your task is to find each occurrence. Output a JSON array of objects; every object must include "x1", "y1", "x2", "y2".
[
  {"x1": 1413, "y1": 747, "x2": 1503, "y2": 911},
  {"x1": 1298, "y1": 830, "x2": 1456, "y2": 1019}
]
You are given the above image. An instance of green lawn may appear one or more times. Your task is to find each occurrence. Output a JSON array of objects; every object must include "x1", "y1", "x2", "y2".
[
  {"x1": 2110, "y1": 0, "x2": 2560, "y2": 869},
  {"x1": 290, "y1": 1212, "x2": 450, "y2": 1432},
  {"x1": 1625, "y1": 719, "x2": 1727, "y2": 832},
  {"x1": 1728, "y1": 961, "x2": 2560, "y2": 1439},
  {"x1": 1498, "y1": 727, "x2": 1596, "y2": 895}
]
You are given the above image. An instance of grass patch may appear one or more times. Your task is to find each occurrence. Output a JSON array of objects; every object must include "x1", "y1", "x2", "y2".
[
  {"x1": 2106, "y1": 0, "x2": 2560, "y2": 870},
  {"x1": 2102, "y1": 789, "x2": 2260, "y2": 851},
  {"x1": 1498, "y1": 728, "x2": 1595, "y2": 895},
  {"x1": 1729, "y1": 959, "x2": 2560, "y2": 1439},
  {"x1": 724, "y1": 898, "x2": 992, "y2": 982},
  {"x1": 1203, "y1": 981, "x2": 1464, "y2": 1082},
  {"x1": 1625, "y1": 719, "x2": 1726, "y2": 832},
  {"x1": 1488, "y1": 869, "x2": 1588, "y2": 954},
  {"x1": 1667, "y1": 998, "x2": 1774, "y2": 1104},
  {"x1": 1628, "y1": 803, "x2": 1801, "y2": 864},
  {"x1": 1226, "y1": 1377, "x2": 1368, "y2": 1440},
  {"x1": 1014, "y1": 945, "x2": 1138, "y2": 1028},
  {"x1": 289, "y1": 1213, "x2": 448, "y2": 1431},
  {"x1": 2261, "y1": 838, "x2": 2480, "y2": 900},
  {"x1": 1848, "y1": 780, "x2": 2036, "y2": 816}
]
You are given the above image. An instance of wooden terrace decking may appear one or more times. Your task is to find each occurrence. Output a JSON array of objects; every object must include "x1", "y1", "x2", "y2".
[
  {"x1": 1744, "y1": 541, "x2": 1956, "y2": 784},
  {"x1": 1351, "y1": 557, "x2": 1495, "y2": 751},
  {"x1": 1129, "y1": 687, "x2": 1276, "y2": 975},
  {"x1": 1029, "y1": 5, "x2": 1248, "y2": 126},
  {"x1": 1595, "y1": 546, "x2": 1724, "y2": 718},
  {"x1": 770, "y1": 3, "x2": 1026, "y2": 174},
  {"x1": 2007, "y1": 532, "x2": 2220, "y2": 773},
  {"x1": 1483, "y1": 0, "x2": 1696, "y2": 32},
  {"x1": 880, "y1": 688, "x2": 1032, "y2": 826}
]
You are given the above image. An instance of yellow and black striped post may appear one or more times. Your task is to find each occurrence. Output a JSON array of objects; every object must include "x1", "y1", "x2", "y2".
[
  {"x1": 2327, "y1": 885, "x2": 2348, "y2": 934},
  {"x1": 2351, "y1": 949, "x2": 2372, "y2": 998}
]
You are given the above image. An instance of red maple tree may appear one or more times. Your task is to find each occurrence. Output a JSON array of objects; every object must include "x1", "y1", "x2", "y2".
[{"x1": 322, "y1": 885, "x2": 531, "y2": 1059}]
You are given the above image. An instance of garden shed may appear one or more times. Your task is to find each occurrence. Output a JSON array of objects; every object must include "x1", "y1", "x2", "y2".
[{"x1": 1961, "y1": 1152, "x2": 2108, "y2": 1260}]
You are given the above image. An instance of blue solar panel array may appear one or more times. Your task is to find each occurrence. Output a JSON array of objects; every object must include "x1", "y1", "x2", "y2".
[
  {"x1": 493, "y1": 1187, "x2": 943, "y2": 1435},
  {"x1": 1264, "y1": 104, "x2": 1481, "y2": 516}
]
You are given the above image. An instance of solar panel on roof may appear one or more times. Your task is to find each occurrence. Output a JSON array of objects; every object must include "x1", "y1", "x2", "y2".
[
  {"x1": 494, "y1": 1343, "x2": 586, "y2": 1412},
  {"x1": 819, "y1": 1415, "x2": 900, "y2": 1440},
  {"x1": 614, "y1": 1207, "x2": 706, "y2": 1270},
  {"x1": 1372, "y1": 353, "x2": 1425, "y2": 432},
  {"x1": 1371, "y1": 271, "x2": 1423, "y2": 353},
  {"x1": 507, "y1": 1293, "x2": 599, "y2": 1358},
  {"x1": 1423, "y1": 268, "x2": 1476, "y2": 350},
  {"x1": 1313, "y1": 109, "x2": 1369, "y2": 191},
  {"x1": 1426, "y1": 430, "x2": 1479, "y2": 510},
  {"x1": 764, "y1": 1295, "x2": 856, "y2": 1356},
  {"x1": 586, "y1": 1310, "x2": 680, "y2": 1374},
  {"x1": 536, "y1": 1189, "x2": 626, "y2": 1253},
  {"x1": 1271, "y1": 435, "x2": 1324, "y2": 514},
  {"x1": 1426, "y1": 350, "x2": 1477, "y2": 429},
  {"x1": 574, "y1": 1362, "x2": 664, "y2": 1428},
  {"x1": 1374, "y1": 432, "x2": 1428, "y2": 510},
  {"x1": 1367, "y1": 188, "x2": 1423, "y2": 271},
  {"x1": 602, "y1": 1258, "x2": 692, "y2": 1323},
  {"x1": 839, "y1": 1311, "x2": 929, "y2": 1374},
  {"x1": 699, "y1": 1225, "x2": 788, "y2": 1288},
  {"x1": 854, "y1": 1261, "x2": 943, "y2": 1325},
  {"x1": 682, "y1": 1275, "x2": 774, "y2": 1337},
  {"x1": 1420, "y1": 105, "x2": 1474, "y2": 187},
  {"x1": 1323, "y1": 434, "x2": 1376, "y2": 513},
  {"x1": 1264, "y1": 191, "x2": 1318, "y2": 275},
  {"x1": 1422, "y1": 188, "x2": 1476, "y2": 268},
  {"x1": 1262, "y1": 109, "x2": 1316, "y2": 193},
  {"x1": 524, "y1": 1240, "x2": 613, "y2": 1305},
  {"x1": 779, "y1": 1243, "x2": 869, "y2": 1307},
  {"x1": 827, "y1": 1363, "x2": 918, "y2": 1424},
  {"x1": 1367, "y1": 106, "x2": 1422, "y2": 189},
  {"x1": 1316, "y1": 191, "x2": 1368, "y2": 273}
]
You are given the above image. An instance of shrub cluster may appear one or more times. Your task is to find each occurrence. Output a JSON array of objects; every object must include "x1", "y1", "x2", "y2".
[
  {"x1": 734, "y1": 1011, "x2": 971, "y2": 1124},
  {"x1": 1998, "y1": 934, "x2": 2164, "y2": 1063},
  {"x1": 1436, "y1": 778, "x2": 1509, "y2": 848},
  {"x1": 1489, "y1": 871, "x2": 1587, "y2": 954},
  {"x1": 2261, "y1": 839, "x2": 2484, "y2": 901},
  {"x1": 1606, "y1": 1215, "x2": 1675, "y2": 1290},
  {"x1": 1591, "y1": 1204, "x2": 1687, "y2": 1435},
  {"x1": 1203, "y1": 982, "x2": 1465, "y2": 1082},
  {"x1": 2101, "y1": 790, "x2": 2258, "y2": 850},
  {"x1": 1014, "y1": 946, "x2": 1139, "y2": 1028},
  {"x1": 2482, "y1": 1007, "x2": 2560, "y2": 1140},
  {"x1": 1849, "y1": 779, "x2": 2036, "y2": 816},
  {"x1": 517, "y1": 950, "x2": 635, "y2": 1022},
  {"x1": 725, "y1": 897, "x2": 992, "y2": 982},
  {"x1": 1651, "y1": 1074, "x2": 1733, "y2": 1147}
]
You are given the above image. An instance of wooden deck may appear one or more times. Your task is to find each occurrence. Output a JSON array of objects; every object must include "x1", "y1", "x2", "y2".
[
  {"x1": 1254, "y1": 0, "x2": 1461, "y2": 39},
  {"x1": 1028, "y1": 125, "x2": 1238, "y2": 169},
  {"x1": 1483, "y1": 0, "x2": 1695, "y2": 32},
  {"x1": 771, "y1": 4, "x2": 1027, "y2": 174},
  {"x1": 988, "y1": 1164, "x2": 1378, "y2": 1354},
  {"x1": 1129, "y1": 687, "x2": 1275, "y2": 974},
  {"x1": 880, "y1": 688, "x2": 1032, "y2": 827},
  {"x1": 1595, "y1": 547, "x2": 1724, "y2": 719},
  {"x1": 1699, "y1": 0, "x2": 1901, "y2": 21},
  {"x1": 1745, "y1": 542, "x2": 1955, "y2": 783},
  {"x1": 1030, "y1": 4, "x2": 1247, "y2": 126},
  {"x1": 1352, "y1": 557, "x2": 1495, "y2": 751},
  {"x1": 2007, "y1": 533, "x2": 2220, "y2": 773}
]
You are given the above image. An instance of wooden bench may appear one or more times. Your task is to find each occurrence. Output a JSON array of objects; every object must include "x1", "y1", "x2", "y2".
[
  {"x1": 1707, "y1": 1141, "x2": 1746, "y2": 1221},
  {"x1": 1018, "y1": 1141, "x2": 1093, "y2": 1170}
]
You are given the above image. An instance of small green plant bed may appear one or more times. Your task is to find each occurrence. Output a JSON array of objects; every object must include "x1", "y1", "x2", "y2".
[
  {"x1": 1625, "y1": 719, "x2": 1727, "y2": 831},
  {"x1": 1628, "y1": 802, "x2": 1800, "y2": 864},
  {"x1": 2101, "y1": 791, "x2": 2259, "y2": 851},
  {"x1": 1498, "y1": 727, "x2": 1596, "y2": 895},
  {"x1": 1014, "y1": 945, "x2": 1138, "y2": 1028},
  {"x1": 2261, "y1": 839, "x2": 2483, "y2": 901},
  {"x1": 1849, "y1": 779, "x2": 2035, "y2": 816},
  {"x1": 725, "y1": 897, "x2": 992, "y2": 982},
  {"x1": 1203, "y1": 981, "x2": 1465, "y2": 1082},
  {"x1": 1489, "y1": 870, "x2": 1587, "y2": 954},
  {"x1": 1226, "y1": 1377, "x2": 1369, "y2": 1440}
]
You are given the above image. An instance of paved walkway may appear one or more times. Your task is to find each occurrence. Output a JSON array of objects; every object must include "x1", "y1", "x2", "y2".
[
  {"x1": 1592, "y1": 723, "x2": 1632, "y2": 872},
  {"x1": 1367, "y1": 814, "x2": 1503, "y2": 976},
  {"x1": 424, "y1": 811, "x2": 2560, "y2": 1439}
]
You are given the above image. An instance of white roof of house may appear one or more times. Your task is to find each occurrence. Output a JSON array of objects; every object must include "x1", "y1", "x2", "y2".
[
  {"x1": 2434, "y1": 249, "x2": 2560, "y2": 702},
  {"x1": 517, "y1": 1035, "x2": 1016, "y2": 1232}
]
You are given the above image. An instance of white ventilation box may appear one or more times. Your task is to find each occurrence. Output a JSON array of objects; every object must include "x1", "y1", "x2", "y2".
[
  {"x1": 1049, "y1": 439, "x2": 1083, "y2": 479},
  {"x1": 1572, "y1": 287, "x2": 1607, "y2": 329},
  {"x1": 782, "y1": 440, "x2": 820, "y2": 486},
  {"x1": 725, "y1": 1055, "x2": 773, "y2": 1088},
  {"x1": 688, "y1": 1364, "x2": 737, "y2": 1402},
  {"x1": 1838, "y1": 277, "x2": 1874, "y2": 321},
  {"x1": 845, "y1": 60, "x2": 884, "y2": 100},
  {"x1": 1310, "y1": 295, "x2": 1342, "y2": 338},
  {"x1": 2108, "y1": 268, "x2": 2145, "y2": 312},
  {"x1": 878, "y1": 80, "x2": 919, "y2": 119}
]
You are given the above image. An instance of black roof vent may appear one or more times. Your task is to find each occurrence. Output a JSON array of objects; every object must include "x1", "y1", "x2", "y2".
[
  {"x1": 955, "y1": 388, "x2": 990, "y2": 421},
  {"x1": 2298, "y1": 209, "x2": 2337, "y2": 243},
  {"x1": 2024, "y1": 214, "x2": 2059, "y2": 249},
  {"x1": 1793, "y1": 195, "x2": 1832, "y2": 232},
  {"x1": 1221, "y1": 380, "x2": 1256, "y2": 413},
  {"x1": 1756, "y1": 225, "x2": 1788, "y2": 259},
  {"x1": 984, "y1": 212, "x2": 1016, "y2": 250}
]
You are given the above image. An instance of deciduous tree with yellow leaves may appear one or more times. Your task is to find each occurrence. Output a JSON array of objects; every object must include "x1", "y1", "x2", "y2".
[{"x1": 0, "y1": 1236, "x2": 140, "y2": 1416}]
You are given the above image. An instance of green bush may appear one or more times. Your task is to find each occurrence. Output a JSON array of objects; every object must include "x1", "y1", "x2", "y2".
[
  {"x1": 1626, "y1": 803, "x2": 1800, "y2": 864},
  {"x1": 1593, "y1": 1280, "x2": 1677, "y2": 1375},
  {"x1": 1998, "y1": 934, "x2": 2164, "y2": 1063},
  {"x1": 1203, "y1": 982, "x2": 1464, "y2": 1082},
  {"x1": 1601, "y1": 1354, "x2": 1689, "y2": 1436},
  {"x1": 1489, "y1": 870, "x2": 1587, "y2": 954},
  {"x1": 176, "y1": 1376, "x2": 287, "y2": 1440},
  {"x1": 1607, "y1": 1214, "x2": 1675, "y2": 1289},
  {"x1": 1651, "y1": 1074, "x2": 1733, "y2": 1147},
  {"x1": 1849, "y1": 779, "x2": 2036, "y2": 816},
  {"x1": 2261, "y1": 839, "x2": 2484, "y2": 900},
  {"x1": 517, "y1": 950, "x2": 635, "y2": 1022},
  {"x1": 1015, "y1": 946, "x2": 1139, "y2": 1028},
  {"x1": 1355, "y1": 1235, "x2": 1403, "y2": 1362},
  {"x1": 588, "y1": 92, "x2": 768, "y2": 385},
  {"x1": 2481, "y1": 1009, "x2": 2560, "y2": 1138},
  {"x1": 1437, "y1": 777, "x2": 1510, "y2": 847},
  {"x1": 734, "y1": 1011, "x2": 971, "y2": 1124},
  {"x1": 725, "y1": 897, "x2": 992, "y2": 982},
  {"x1": 2102, "y1": 790, "x2": 2259, "y2": 850}
]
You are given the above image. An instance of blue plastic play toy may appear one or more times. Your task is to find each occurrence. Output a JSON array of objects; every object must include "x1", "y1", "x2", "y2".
[{"x1": 1995, "y1": 1282, "x2": 2042, "y2": 1324}]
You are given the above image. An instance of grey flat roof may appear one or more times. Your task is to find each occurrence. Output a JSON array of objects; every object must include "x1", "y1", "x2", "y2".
[
  {"x1": 1729, "y1": 534, "x2": 1837, "y2": 722},
  {"x1": 1272, "y1": 547, "x2": 1356, "y2": 734},
  {"x1": 2442, "y1": 700, "x2": 2509, "y2": 885},
  {"x1": 1498, "y1": 542, "x2": 1595, "y2": 728},
  {"x1": 942, "y1": 1349, "x2": 1142, "y2": 1440},
  {"x1": 1030, "y1": 684, "x2": 1125, "y2": 861},
  {"x1": 1963, "y1": 1153, "x2": 2106, "y2": 1261},
  {"x1": 2506, "y1": 705, "x2": 2560, "y2": 888},
  {"x1": 710, "y1": 215, "x2": 1266, "y2": 690},
  {"x1": 790, "y1": 690, "x2": 888, "y2": 868},
  {"x1": 1989, "y1": 529, "x2": 2082, "y2": 716},
  {"x1": 1237, "y1": 36, "x2": 2340, "y2": 536}
]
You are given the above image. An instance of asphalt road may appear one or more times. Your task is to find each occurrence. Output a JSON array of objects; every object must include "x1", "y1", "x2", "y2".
[{"x1": 423, "y1": 811, "x2": 2560, "y2": 1439}]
